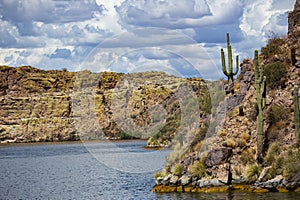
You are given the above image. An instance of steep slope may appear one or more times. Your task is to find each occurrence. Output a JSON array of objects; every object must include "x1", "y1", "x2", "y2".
[{"x1": 153, "y1": 0, "x2": 300, "y2": 192}]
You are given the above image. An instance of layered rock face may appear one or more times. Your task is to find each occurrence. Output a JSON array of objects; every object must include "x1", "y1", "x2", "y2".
[
  {"x1": 0, "y1": 66, "x2": 209, "y2": 143},
  {"x1": 0, "y1": 66, "x2": 76, "y2": 142}
]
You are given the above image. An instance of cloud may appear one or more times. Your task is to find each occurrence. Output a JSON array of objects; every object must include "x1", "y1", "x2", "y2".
[
  {"x1": 116, "y1": 0, "x2": 211, "y2": 29},
  {"x1": 0, "y1": 0, "x2": 296, "y2": 80},
  {"x1": 0, "y1": 0, "x2": 104, "y2": 24},
  {"x1": 116, "y1": 0, "x2": 244, "y2": 29},
  {"x1": 99, "y1": 28, "x2": 195, "y2": 48}
]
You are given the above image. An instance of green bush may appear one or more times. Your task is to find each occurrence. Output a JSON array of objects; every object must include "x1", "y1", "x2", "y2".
[
  {"x1": 264, "y1": 61, "x2": 287, "y2": 89},
  {"x1": 245, "y1": 164, "x2": 262, "y2": 183},
  {"x1": 266, "y1": 105, "x2": 289, "y2": 124}
]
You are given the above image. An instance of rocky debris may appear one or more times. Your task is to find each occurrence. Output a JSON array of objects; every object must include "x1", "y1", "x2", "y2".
[
  {"x1": 254, "y1": 175, "x2": 300, "y2": 191},
  {"x1": 225, "y1": 95, "x2": 245, "y2": 111}
]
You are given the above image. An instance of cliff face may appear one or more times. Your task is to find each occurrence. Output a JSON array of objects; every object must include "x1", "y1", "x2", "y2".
[
  {"x1": 0, "y1": 66, "x2": 76, "y2": 142},
  {"x1": 0, "y1": 66, "x2": 209, "y2": 143}
]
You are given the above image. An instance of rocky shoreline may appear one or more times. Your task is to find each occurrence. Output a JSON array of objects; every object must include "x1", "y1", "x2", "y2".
[{"x1": 152, "y1": 175, "x2": 300, "y2": 193}]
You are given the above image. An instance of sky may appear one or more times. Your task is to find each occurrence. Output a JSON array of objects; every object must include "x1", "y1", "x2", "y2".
[{"x1": 0, "y1": 0, "x2": 296, "y2": 79}]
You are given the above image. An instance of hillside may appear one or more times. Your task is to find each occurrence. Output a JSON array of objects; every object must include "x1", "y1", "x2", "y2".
[{"x1": 153, "y1": 0, "x2": 300, "y2": 192}]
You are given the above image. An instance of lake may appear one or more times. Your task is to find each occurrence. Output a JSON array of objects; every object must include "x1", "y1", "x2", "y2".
[{"x1": 0, "y1": 141, "x2": 299, "y2": 199}]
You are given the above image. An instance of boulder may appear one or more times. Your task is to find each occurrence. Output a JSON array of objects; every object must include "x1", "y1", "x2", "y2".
[
  {"x1": 169, "y1": 175, "x2": 179, "y2": 185},
  {"x1": 198, "y1": 179, "x2": 225, "y2": 188},
  {"x1": 180, "y1": 174, "x2": 191, "y2": 186},
  {"x1": 205, "y1": 148, "x2": 233, "y2": 168}
]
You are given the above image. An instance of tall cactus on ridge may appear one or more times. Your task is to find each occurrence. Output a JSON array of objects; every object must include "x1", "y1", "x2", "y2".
[
  {"x1": 294, "y1": 85, "x2": 300, "y2": 147},
  {"x1": 254, "y1": 50, "x2": 266, "y2": 164},
  {"x1": 221, "y1": 33, "x2": 239, "y2": 82}
]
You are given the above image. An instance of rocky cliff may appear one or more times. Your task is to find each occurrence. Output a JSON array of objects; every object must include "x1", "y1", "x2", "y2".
[
  {"x1": 153, "y1": 0, "x2": 300, "y2": 193},
  {"x1": 0, "y1": 66, "x2": 209, "y2": 143}
]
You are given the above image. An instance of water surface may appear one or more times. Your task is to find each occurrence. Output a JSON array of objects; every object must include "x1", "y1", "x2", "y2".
[{"x1": 0, "y1": 141, "x2": 299, "y2": 199}]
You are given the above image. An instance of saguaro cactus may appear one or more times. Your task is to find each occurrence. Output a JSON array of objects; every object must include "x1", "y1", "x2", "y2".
[
  {"x1": 221, "y1": 33, "x2": 239, "y2": 82},
  {"x1": 254, "y1": 50, "x2": 266, "y2": 164},
  {"x1": 294, "y1": 85, "x2": 300, "y2": 147}
]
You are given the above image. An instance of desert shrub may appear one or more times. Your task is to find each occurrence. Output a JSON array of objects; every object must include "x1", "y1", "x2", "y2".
[
  {"x1": 173, "y1": 163, "x2": 183, "y2": 176},
  {"x1": 222, "y1": 138, "x2": 236, "y2": 148},
  {"x1": 266, "y1": 121, "x2": 288, "y2": 143},
  {"x1": 264, "y1": 61, "x2": 287, "y2": 89},
  {"x1": 283, "y1": 149, "x2": 300, "y2": 181},
  {"x1": 241, "y1": 131, "x2": 251, "y2": 142},
  {"x1": 188, "y1": 157, "x2": 206, "y2": 178},
  {"x1": 261, "y1": 37, "x2": 285, "y2": 58},
  {"x1": 264, "y1": 142, "x2": 282, "y2": 166},
  {"x1": 245, "y1": 164, "x2": 262, "y2": 183},
  {"x1": 267, "y1": 104, "x2": 289, "y2": 124},
  {"x1": 236, "y1": 138, "x2": 247, "y2": 147}
]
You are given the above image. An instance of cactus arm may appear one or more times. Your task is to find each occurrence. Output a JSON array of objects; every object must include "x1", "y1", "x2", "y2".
[
  {"x1": 221, "y1": 49, "x2": 229, "y2": 77},
  {"x1": 233, "y1": 55, "x2": 239, "y2": 75}
]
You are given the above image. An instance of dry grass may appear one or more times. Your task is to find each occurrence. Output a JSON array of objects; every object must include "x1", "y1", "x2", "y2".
[{"x1": 245, "y1": 164, "x2": 262, "y2": 183}]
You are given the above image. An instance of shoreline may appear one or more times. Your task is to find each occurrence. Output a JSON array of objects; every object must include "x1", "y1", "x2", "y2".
[
  {"x1": 0, "y1": 139, "x2": 149, "y2": 148},
  {"x1": 152, "y1": 184, "x2": 300, "y2": 193}
]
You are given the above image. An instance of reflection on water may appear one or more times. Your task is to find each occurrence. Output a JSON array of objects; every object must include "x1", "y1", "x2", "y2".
[{"x1": 0, "y1": 141, "x2": 300, "y2": 199}]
